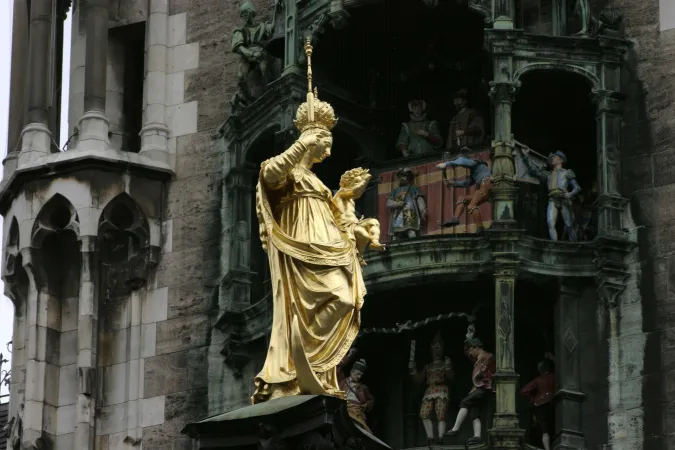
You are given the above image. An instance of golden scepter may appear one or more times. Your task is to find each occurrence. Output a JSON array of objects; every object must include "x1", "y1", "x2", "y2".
[{"x1": 304, "y1": 38, "x2": 315, "y2": 123}]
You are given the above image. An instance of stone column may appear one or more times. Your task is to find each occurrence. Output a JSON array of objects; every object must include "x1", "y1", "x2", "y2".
[
  {"x1": 592, "y1": 89, "x2": 627, "y2": 236},
  {"x1": 494, "y1": 0, "x2": 516, "y2": 29},
  {"x1": 18, "y1": 0, "x2": 54, "y2": 165},
  {"x1": 77, "y1": 0, "x2": 110, "y2": 151},
  {"x1": 4, "y1": 0, "x2": 30, "y2": 177},
  {"x1": 75, "y1": 236, "x2": 99, "y2": 450},
  {"x1": 488, "y1": 61, "x2": 520, "y2": 229},
  {"x1": 552, "y1": 0, "x2": 568, "y2": 36},
  {"x1": 489, "y1": 259, "x2": 524, "y2": 450},
  {"x1": 553, "y1": 280, "x2": 587, "y2": 450},
  {"x1": 140, "y1": 0, "x2": 170, "y2": 163},
  {"x1": 18, "y1": 249, "x2": 48, "y2": 448}
]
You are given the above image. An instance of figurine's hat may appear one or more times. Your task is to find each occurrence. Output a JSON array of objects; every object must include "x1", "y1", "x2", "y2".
[
  {"x1": 548, "y1": 151, "x2": 567, "y2": 165},
  {"x1": 452, "y1": 88, "x2": 469, "y2": 100},
  {"x1": 352, "y1": 359, "x2": 368, "y2": 374},
  {"x1": 396, "y1": 167, "x2": 415, "y2": 180},
  {"x1": 294, "y1": 39, "x2": 338, "y2": 133},
  {"x1": 239, "y1": 0, "x2": 256, "y2": 14}
]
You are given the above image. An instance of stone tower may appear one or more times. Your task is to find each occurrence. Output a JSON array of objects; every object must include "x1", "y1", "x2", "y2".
[
  {"x1": 2, "y1": 0, "x2": 675, "y2": 449},
  {"x1": 0, "y1": 1, "x2": 222, "y2": 449}
]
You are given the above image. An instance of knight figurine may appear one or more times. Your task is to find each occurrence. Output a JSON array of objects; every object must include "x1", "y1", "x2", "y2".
[
  {"x1": 446, "y1": 327, "x2": 495, "y2": 446},
  {"x1": 520, "y1": 145, "x2": 581, "y2": 241},
  {"x1": 447, "y1": 89, "x2": 484, "y2": 149},
  {"x1": 339, "y1": 359, "x2": 375, "y2": 432},
  {"x1": 409, "y1": 331, "x2": 454, "y2": 445},
  {"x1": 230, "y1": 1, "x2": 275, "y2": 112},
  {"x1": 386, "y1": 168, "x2": 427, "y2": 239},
  {"x1": 396, "y1": 100, "x2": 443, "y2": 158}
]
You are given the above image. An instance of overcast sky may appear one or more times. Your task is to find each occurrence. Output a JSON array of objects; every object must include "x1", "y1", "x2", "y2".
[{"x1": 0, "y1": 4, "x2": 72, "y2": 400}]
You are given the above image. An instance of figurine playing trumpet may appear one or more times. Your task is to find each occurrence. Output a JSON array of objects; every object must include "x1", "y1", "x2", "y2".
[{"x1": 252, "y1": 39, "x2": 384, "y2": 404}]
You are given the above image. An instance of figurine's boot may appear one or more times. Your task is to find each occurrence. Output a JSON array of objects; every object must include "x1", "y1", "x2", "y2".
[
  {"x1": 446, "y1": 407, "x2": 468, "y2": 435},
  {"x1": 441, "y1": 217, "x2": 460, "y2": 228}
]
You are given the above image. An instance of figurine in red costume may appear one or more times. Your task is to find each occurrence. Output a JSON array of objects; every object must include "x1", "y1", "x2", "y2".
[
  {"x1": 521, "y1": 354, "x2": 555, "y2": 450},
  {"x1": 446, "y1": 325, "x2": 496, "y2": 446}
]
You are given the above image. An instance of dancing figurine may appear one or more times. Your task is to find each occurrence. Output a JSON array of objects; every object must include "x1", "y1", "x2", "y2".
[
  {"x1": 446, "y1": 326, "x2": 495, "y2": 446},
  {"x1": 521, "y1": 354, "x2": 555, "y2": 450},
  {"x1": 410, "y1": 331, "x2": 454, "y2": 444},
  {"x1": 437, "y1": 147, "x2": 492, "y2": 234}
]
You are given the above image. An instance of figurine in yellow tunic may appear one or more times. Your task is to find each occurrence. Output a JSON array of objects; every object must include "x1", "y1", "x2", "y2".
[{"x1": 252, "y1": 39, "x2": 380, "y2": 404}]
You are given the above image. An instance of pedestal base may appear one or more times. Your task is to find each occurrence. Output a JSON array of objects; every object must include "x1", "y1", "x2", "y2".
[
  {"x1": 140, "y1": 122, "x2": 170, "y2": 164},
  {"x1": 76, "y1": 110, "x2": 110, "y2": 151},
  {"x1": 18, "y1": 123, "x2": 52, "y2": 166},
  {"x1": 182, "y1": 395, "x2": 391, "y2": 450}
]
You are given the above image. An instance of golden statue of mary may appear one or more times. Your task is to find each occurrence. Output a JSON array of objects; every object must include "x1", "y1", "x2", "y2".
[{"x1": 252, "y1": 39, "x2": 372, "y2": 404}]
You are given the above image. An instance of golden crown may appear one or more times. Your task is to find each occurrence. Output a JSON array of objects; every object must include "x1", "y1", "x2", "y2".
[{"x1": 294, "y1": 39, "x2": 338, "y2": 133}]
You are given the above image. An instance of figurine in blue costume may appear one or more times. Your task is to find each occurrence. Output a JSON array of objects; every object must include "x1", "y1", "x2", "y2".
[
  {"x1": 386, "y1": 168, "x2": 428, "y2": 239},
  {"x1": 520, "y1": 145, "x2": 581, "y2": 241},
  {"x1": 436, "y1": 147, "x2": 492, "y2": 234}
]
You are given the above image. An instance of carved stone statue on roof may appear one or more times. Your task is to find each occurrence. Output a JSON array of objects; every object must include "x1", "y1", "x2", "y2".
[{"x1": 230, "y1": 0, "x2": 277, "y2": 113}]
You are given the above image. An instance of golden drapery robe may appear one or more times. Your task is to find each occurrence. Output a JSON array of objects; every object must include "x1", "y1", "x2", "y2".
[{"x1": 252, "y1": 141, "x2": 366, "y2": 403}]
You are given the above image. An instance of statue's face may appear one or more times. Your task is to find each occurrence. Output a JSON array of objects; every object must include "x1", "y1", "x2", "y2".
[
  {"x1": 350, "y1": 369, "x2": 363, "y2": 382},
  {"x1": 240, "y1": 8, "x2": 255, "y2": 23},
  {"x1": 410, "y1": 102, "x2": 425, "y2": 117},
  {"x1": 398, "y1": 174, "x2": 410, "y2": 186},
  {"x1": 352, "y1": 174, "x2": 371, "y2": 195},
  {"x1": 453, "y1": 97, "x2": 466, "y2": 110},
  {"x1": 431, "y1": 343, "x2": 443, "y2": 360},
  {"x1": 311, "y1": 133, "x2": 333, "y2": 163},
  {"x1": 551, "y1": 155, "x2": 563, "y2": 166}
]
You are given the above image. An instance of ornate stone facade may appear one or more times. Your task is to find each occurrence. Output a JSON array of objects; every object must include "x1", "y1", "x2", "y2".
[{"x1": 0, "y1": 0, "x2": 673, "y2": 449}]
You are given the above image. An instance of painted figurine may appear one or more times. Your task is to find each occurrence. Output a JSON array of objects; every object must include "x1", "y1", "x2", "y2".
[
  {"x1": 437, "y1": 147, "x2": 492, "y2": 233},
  {"x1": 520, "y1": 146, "x2": 581, "y2": 241},
  {"x1": 231, "y1": 1, "x2": 274, "y2": 109},
  {"x1": 339, "y1": 359, "x2": 375, "y2": 432},
  {"x1": 337, "y1": 347, "x2": 359, "y2": 384},
  {"x1": 409, "y1": 331, "x2": 454, "y2": 444},
  {"x1": 386, "y1": 168, "x2": 428, "y2": 239},
  {"x1": 521, "y1": 354, "x2": 555, "y2": 450},
  {"x1": 333, "y1": 168, "x2": 386, "y2": 265},
  {"x1": 396, "y1": 100, "x2": 443, "y2": 157},
  {"x1": 446, "y1": 327, "x2": 496, "y2": 446},
  {"x1": 447, "y1": 89, "x2": 484, "y2": 149}
]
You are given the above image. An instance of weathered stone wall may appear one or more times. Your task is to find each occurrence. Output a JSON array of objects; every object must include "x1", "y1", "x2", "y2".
[
  {"x1": 138, "y1": 0, "x2": 273, "y2": 448},
  {"x1": 618, "y1": 0, "x2": 675, "y2": 447}
]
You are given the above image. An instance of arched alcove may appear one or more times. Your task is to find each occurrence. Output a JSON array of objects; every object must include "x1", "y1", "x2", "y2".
[
  {"x1": 4, "y1": 218, "x2": 28, "y2": 315},
  {"x1": 98, "y1": 193, "x2": 151, "y2": 298},
  {"x1": 353, "y1": 277, "x2": 495, "y2": 447},
  {"x1": 512, "y1": 69, "x2": 597, "y2": 240},
  {"x1": 314, "y1": 0, "x2": 491, "y2": 160},
  {"x1": 30, "y1": 194, "x2": 82, "y2": 432}
]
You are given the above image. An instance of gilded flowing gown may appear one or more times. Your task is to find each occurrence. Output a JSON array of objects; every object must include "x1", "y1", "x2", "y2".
[{"x1": 253, "y1": 141, "x2": 366, "y2": 403}]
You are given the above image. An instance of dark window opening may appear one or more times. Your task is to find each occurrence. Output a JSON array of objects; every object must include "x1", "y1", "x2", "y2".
[
  {"x1": 109, "y1": 22, "x2": 145, "y2": 152},
  {"x1": 512, "y1": 71, "x2": 597, "y2": 240}
]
